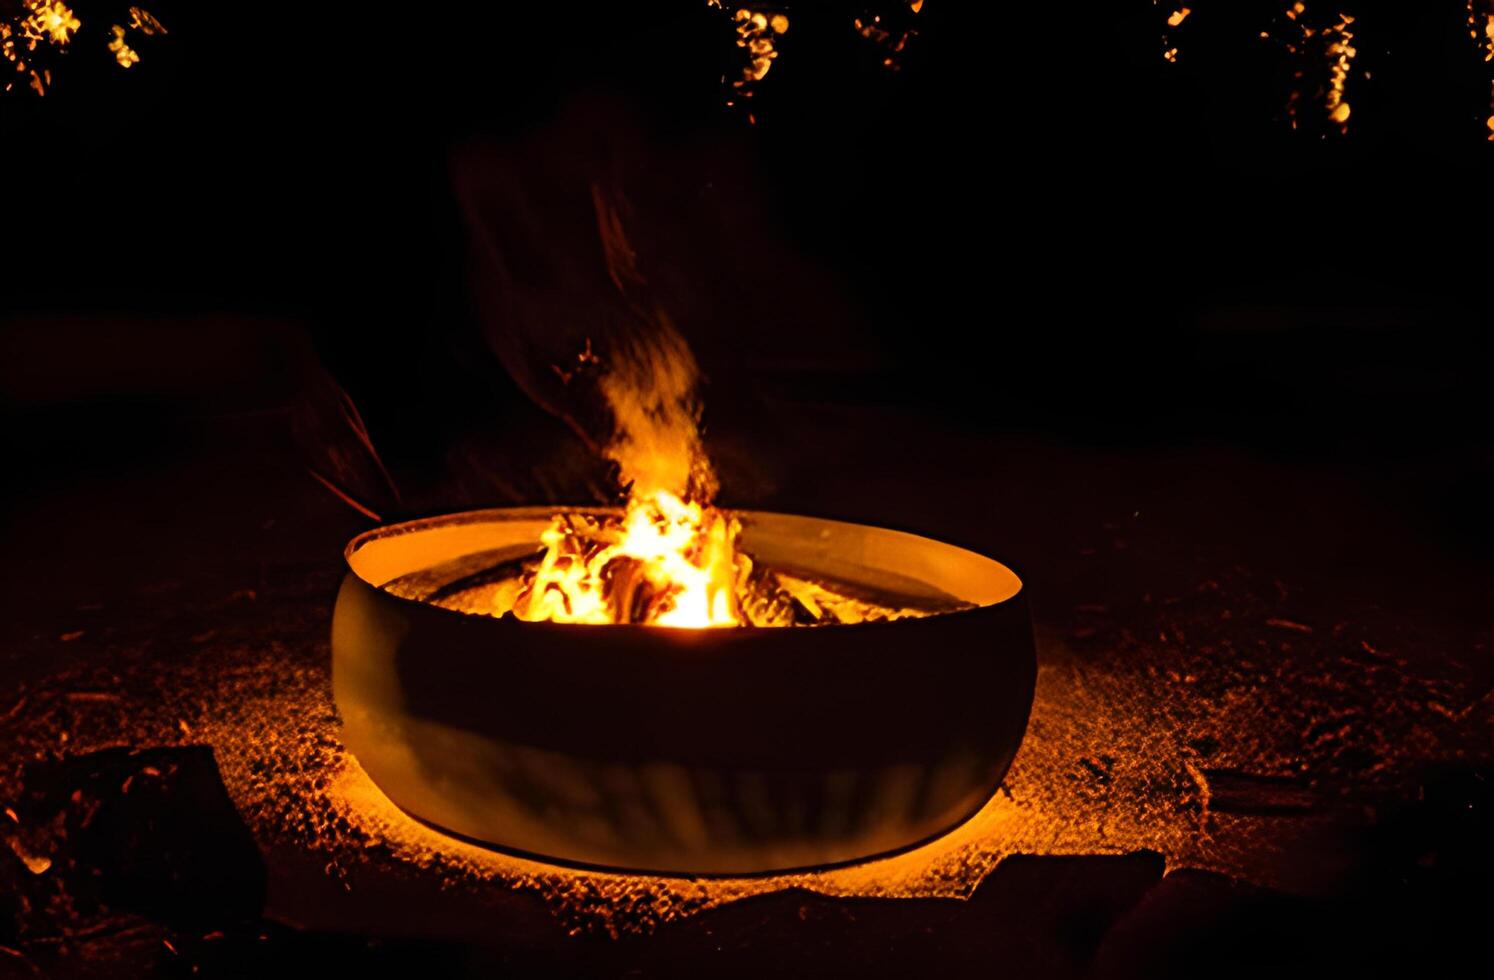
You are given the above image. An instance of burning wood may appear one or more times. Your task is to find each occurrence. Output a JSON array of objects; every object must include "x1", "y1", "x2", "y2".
[
  {"x1": 384, "y1": 523, "x2": 969, "y2": 628},
  {"x1": 513, "y1": 501, "x2": 743, "y2": 627}
]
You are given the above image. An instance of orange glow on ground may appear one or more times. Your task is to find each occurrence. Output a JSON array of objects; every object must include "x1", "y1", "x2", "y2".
[
  {"x1": 2, "y1": 441, "x2": 1486, "y2": 940},
  {"x1": 176, "y1": 633, "x2": 1364, "y2": 936}
]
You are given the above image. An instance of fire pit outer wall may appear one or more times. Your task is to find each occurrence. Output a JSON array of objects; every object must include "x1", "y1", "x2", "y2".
[{"x1": 332, "y1": 507, "x2": 1034, "y2": 875}]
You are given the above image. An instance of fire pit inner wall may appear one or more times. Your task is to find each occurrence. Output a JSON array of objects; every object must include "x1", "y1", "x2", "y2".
[{"x1": 332, "y1": 507, "x2": 1034, "y2": 875}]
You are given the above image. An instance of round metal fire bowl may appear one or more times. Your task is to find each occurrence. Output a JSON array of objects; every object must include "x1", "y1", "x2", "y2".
[{"x1": 332, "y1": 507, "x2": 1034, "y2": 876}]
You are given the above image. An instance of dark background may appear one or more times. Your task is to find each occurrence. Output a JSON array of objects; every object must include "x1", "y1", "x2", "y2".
[
  {"x1": 1, "y1": 5, "x2": 1491, "y2": 976},
  {"x1": 4, "y1": 1, "x2": 1490, "y2": 512}
]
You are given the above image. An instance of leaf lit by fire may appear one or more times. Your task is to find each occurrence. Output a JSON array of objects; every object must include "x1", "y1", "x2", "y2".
[
  {"x1": 2, "y1": 1, "x2": 163, "y2": 94},
  {"x1": 108, "y1": 23, "x2": 136, "y2": 67},
  {"x1": 1323, "y1": 12, "x2": 1356, "y2": 133},
  {"x1": 30, "y1": 0, "x2": 78, "y2": 44},
  {"x1": 734, "y1": 6, "x2": 788, "y2": 89},
  {"x1": 1270, "y1": 3, "x2": 1356, "y2": 136},
  {"x1": 1468, "y1": 3, "x2": 1494, "y2": 137},
  {"x1": 709, "y1": 2, "x2": 790, "y2": 120},
  {"x1": 1153, "y1": 0, "x2": 1191, "y2": 62},
  {"x1": 128, "y1": 4, "x2": 163, "y2": 35},
  {"x1": 854, "y1": 0, "x2": 925, "y2": 70}
]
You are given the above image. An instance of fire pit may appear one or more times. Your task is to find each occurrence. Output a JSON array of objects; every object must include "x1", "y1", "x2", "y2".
[{"x1": 332, "y1": 506, "x2": 1033, "y2": 875}]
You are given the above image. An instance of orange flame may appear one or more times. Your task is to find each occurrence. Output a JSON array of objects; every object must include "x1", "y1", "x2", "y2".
[
  {"x1": 510, "y1": 265, "x2": 750, "y2": 628},
  {"x1": 511, "y1": 332, "x2": 748, "y2": 629},
  {"x1": 514, "y1": 492, "x2": 745, "y2": 628}
]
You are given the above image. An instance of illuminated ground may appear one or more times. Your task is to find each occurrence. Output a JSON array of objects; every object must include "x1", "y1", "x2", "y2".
[{"x1": 2, "y1": 409, "x2": 1490, "y2": 975}]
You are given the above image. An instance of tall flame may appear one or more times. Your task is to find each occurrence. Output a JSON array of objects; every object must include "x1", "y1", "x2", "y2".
[
  {"x1": 512, "y1": 301, "x2": 748, "y2": 628},
  {"x1": 598, "y1": 327, "x2": 717, "y2": 505}
]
